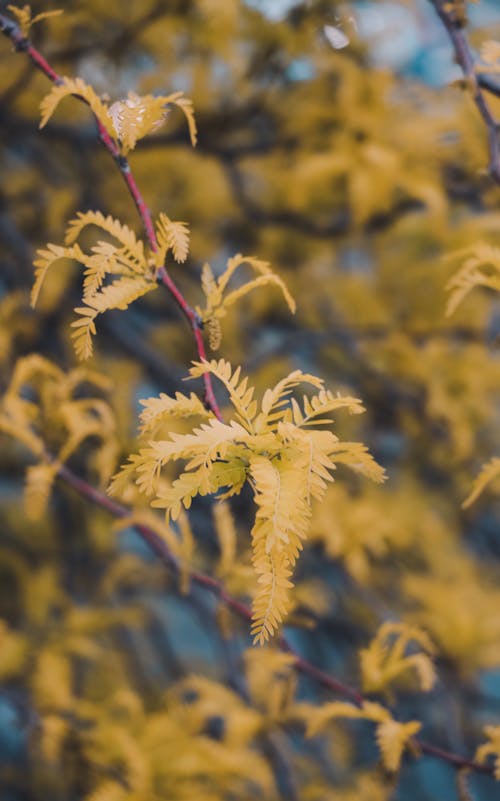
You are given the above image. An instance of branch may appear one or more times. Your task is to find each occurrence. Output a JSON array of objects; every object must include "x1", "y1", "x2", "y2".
[
  {"x1": 0, "y1": 10, "x2": 222, "y2": 420},
  {"x1": 56, "y1": 462, "x2": 494, "y2": 779},
  {"x1": 429, "y1": 0, "x2": 500, "y2": 183}
]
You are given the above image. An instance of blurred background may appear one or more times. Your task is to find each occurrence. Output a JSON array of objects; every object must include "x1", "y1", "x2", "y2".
[{"x1": 1, "y1": 1, "x2": 500, "y2": 799}]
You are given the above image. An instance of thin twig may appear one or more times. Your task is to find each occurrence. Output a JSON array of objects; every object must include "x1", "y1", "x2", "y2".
[
  {"x1": 0, "y1": 10, "x2": 222, "y2": 420},
  {"x1": 429, "y1": 0, "x2": 500, "y2": 182},
  {"x1": 56, "y1": 462, "x2": 493, "y2": 778}
]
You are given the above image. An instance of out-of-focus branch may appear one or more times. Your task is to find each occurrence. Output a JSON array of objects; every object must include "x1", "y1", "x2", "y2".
[
  {"x1": 56, "y1": 462, "x2": 494, "y2": 778},
  {"x1": 429, "y1": 0, "x2": 500, "y2": 182},
  {"x1": 0, "y1": 10, "x2": 222, "y2": 420}
]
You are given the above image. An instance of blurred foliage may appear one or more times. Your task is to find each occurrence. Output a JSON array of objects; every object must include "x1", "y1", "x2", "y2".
[{"x1": 1, "y1": 1, "x2": 500, "y2": 799}]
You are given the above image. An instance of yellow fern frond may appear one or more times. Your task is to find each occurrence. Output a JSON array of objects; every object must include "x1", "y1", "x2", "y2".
[
  {"x1": 256, "y1": 370, "x2": 323, "y2": 432},
  {"x1": 82, "y1": 277, "x2": 156, "y2": 314},
  {"x1": 39, "y1": 77, "x2": 116, "y2": 140},
  {"x1": 70, "y1": 308, "x2": 97, "y2": 360},
  {"x1": 251, "y1": 542, "x2": 293, "y2": 646},
  {"x1": 156, "y1": 213, "x2": 190, "y2": 263},
  {"x1": 206, "y1": 459, "x2": 247, "y2": 499},
  {"x1": 292, "y1": 390, "x2": 365, "y2": 427},
  {"x1": 276, "y1": 424, "x2": 338, "y2": 503},
  {"x1": 152, "y1": 466, "x2": 209, "y2": 521},
  {"x1": 190, "y1": 359, "x2": 258, "y2": 431},
  {"x1": 360, "y1": 622, "x2": 436, "y2": 695},
  {"x1": 446, "y1": 242, "x2": 500, "y2": 316},
  {"x1": 139, "y1": 391, "x2": 211, "y2": 435},
  {"x1": 108, "y1": 93, "x2": 168, "y2": 154},
  {"x1": 31, "y1": 243, "x2": 82, "y2": 307},
  {"x1": 305, "y1": 700, "x2": 389, "y2": 736},
  {"x1": 65, "y1": 210, "x2": 145, "y2": 268},
  {"x1": 71, "y1": 277, "x2": 155, "y2": 360},
  {"x1": 376, "y1": 718, "x2": 421, "y2": 773},
  {"x1": 7, "y1": 5, "x2": 62, "y2": 37},
  {"x1": 250, "y1": 456, "x2": 310, "y2": 644},
  {"x1": 462, "y1": 457, "x2": 500, "y2": 508},
  {"x1": 305, "y1": 699, "x2": 419, "y2": 773},
  {"x1": 476, "y1": 725, "x2": 500, "y2": 779},
  {"x1": 121, "y1": 362, "x2": 383, "y2": 642},
  {"x1": 108, "y1": 449, "x2": 161, "y2": 497},
  {"x1": 162, "y1": 91, "x2": 197, "y2": 146},
  {"x1": 149, "y1": 418, "x2": 249, "y2": 471},
  {"x1": 218, "y1": 254, "x2": 272, "y2": 293},
  {"x1": 223, "y1": 274, "x2": 296, "y2": 315},
  {"x1": 199, "y1": 254, "x2": 295, "y2": 330},
  {"x1": 328, "y1": 441, "x2": 387, "y2": 483}
]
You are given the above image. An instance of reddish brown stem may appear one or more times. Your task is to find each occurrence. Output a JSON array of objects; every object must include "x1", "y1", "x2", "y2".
[
  {"x1": 429, "y1": 0, "x2": 500, "y2": 183},
  {"x1": 0, "y1": 10, "x2": 222, "y2": 421},
  {"x1": 56, "y1": 462, "x2": 493, "y2": 779}
]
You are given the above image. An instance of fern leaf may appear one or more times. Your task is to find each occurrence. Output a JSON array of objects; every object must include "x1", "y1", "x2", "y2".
[
  {"x1": 257, "y1": 370, "x2": 323, "y2": 432},
  {"x1": 149, "y1": 418, "x2": 249, "y2": 470},
  {"x1": 71, "y1": 278, "x2": 155, "y2": 360},
  {"x1": 360, "y1": 622, "x2": 436, "y2": 694},
  {"x1": 39, "y1": 78, "x2": 116, "y2": 140},
  {"x1": 222, "y1": 273, "x2": 296, "y2": 315},
  {"x1": 108, "y1": 450, "x2": 160, "y2": 497},
  {"x1": 462, "y1": 457, "x2": 500, "y2": 508},
  {"x1": 251, "y1": 544, "x2": 293, "y2": 645},
  {"x1": 108, "y1": 93, "x2": 168, "y2": 154},
  {"x1": 156, "y1": 213, "x2": 190, "y2": 263},
  {"x1": 250, "y1": 455, "x2": 311, "y2": 644},
  {"x1": 306, "y1": 700, "x2": 389, "y2": 737},
  {"x1": 65, "y1": 211, "x2": 145, "y2": 269},
  {"x1": 189, "y1": 359, "x2": 258, "y2": 431},
  {"x1": 139, "y1": 391, "x2": 211, "y2": 434},
  {"x1": 207, "y1": 459, "x2": 247, "y2": 499},
  {"x1": 446, "y1": 242, "x2": 500, "y2": 316},
  {"x1": 161, "y1": 91, "x2": 197, "y2": 146},
  {"x1": 7, "y1": 6, "x2": 63, "y2": 36},
  {"x1": 328, "y1": 441, "x2": 387, "y2": 483},
  {"x1": 200, "y1": 254, "x2": 296, "y2": 325},
  {"x1": 277, "y1": 425, "x2": 338, "y2": 503},
  {"x1": 31, "y1": 244, "x2": 81, "y2": 307},
  {"x1": 217, "y1": 254, "x2": 273, "y2": 295},
  {"x1": 293, "y1": 390, "x2": 365, "y2": 427},
  {"x1": 152, "y1": 466, "x2": 209, "y2": 521},
  {"x1": 305, "y1": 698, "x2": 419, "y2": 771},
  {"x1": 30, "y1": 10, "x2": 64, "y2": 27},
  {"x1": 376, "y1": 718, "x2": 421, "y2": 773},
  {"x1": 70, "y1": 308, "x2": 97, "y2": 361}
]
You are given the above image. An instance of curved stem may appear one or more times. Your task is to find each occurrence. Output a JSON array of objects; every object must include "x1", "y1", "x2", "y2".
[{"x1": 0, "y1": 10, "x2": 222, "y2": 420}]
